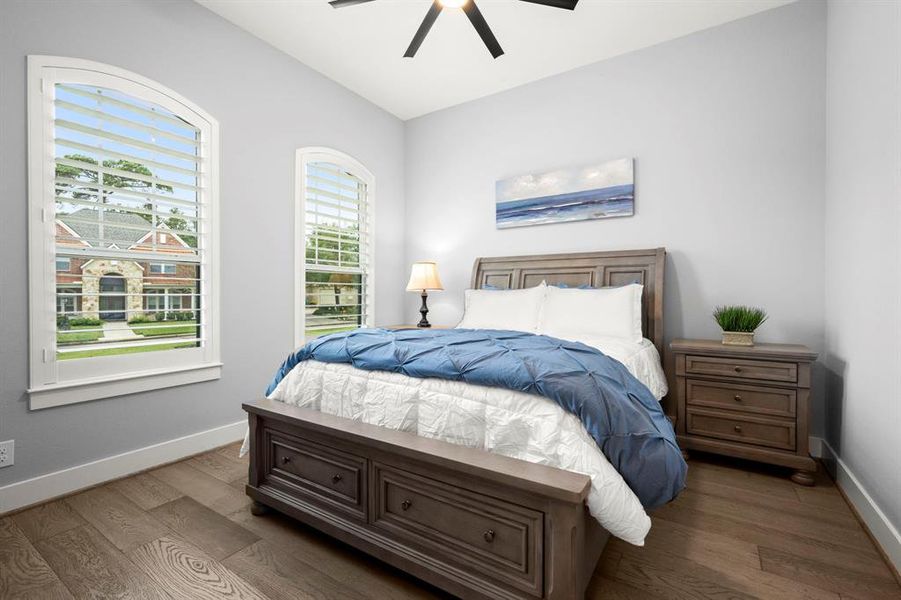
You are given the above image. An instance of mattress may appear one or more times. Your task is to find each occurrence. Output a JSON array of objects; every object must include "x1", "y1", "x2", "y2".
[{"x1": 250, "y1": 336, "x2": 668, "y2": 546}]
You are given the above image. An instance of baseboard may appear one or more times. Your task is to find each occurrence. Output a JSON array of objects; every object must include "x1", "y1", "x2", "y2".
[
  {"x1": 0, "y1": 420, "x2": 245, "y2": 514},
  {"x1": 811, "y1": 436, "x2": 901, "y2": 575}
]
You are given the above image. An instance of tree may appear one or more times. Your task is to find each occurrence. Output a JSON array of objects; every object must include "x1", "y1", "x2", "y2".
[
  {"x1": 56, "y1": 154, "x2": 172, "y2": 199},
  {"x1": 145, "y1": 205, "x2": 197, "y2": 248},
  {"x1": 305, "y1": 223, "x2": 360, "y2": 266},
  {"x1": 305, "y1": 223, "x2": 362, "y2": 317},
  {"x1": 56, "y1": 154, "x2": 196, "y2": 247}
]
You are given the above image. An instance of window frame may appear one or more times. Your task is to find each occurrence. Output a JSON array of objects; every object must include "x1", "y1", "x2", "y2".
[
  {"x1": 55, "y1": 257, "x2": 71, "y2": 272},
  {"x1": 295, "y1": 147, "x2": 375, "y2": 348},
  {"x1": 145, "y1": 289, "x2": 165, "y2": 312},
  {"x1": 56, "y1": 287, "x2": 80, "y2": 314},
  {"x1": 27, "y1": 56, "x2": 221, "y2": 409},
  {"x1": 149, "y1": 262, "x2": 177, "y2": 275}
]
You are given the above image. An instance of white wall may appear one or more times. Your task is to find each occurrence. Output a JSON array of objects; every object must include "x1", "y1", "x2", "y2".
[
  {"x1": 0, "y1": 0, "x2": 405, "y2": 489},
  {"x1": 824, "y1": 0, "x2": 901, "y2": 540},
  {"x1": 405, "y1": 1, "x2": 826, "y2": 422}
]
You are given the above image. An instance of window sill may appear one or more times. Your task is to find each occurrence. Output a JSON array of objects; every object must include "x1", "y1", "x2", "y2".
[{"x1": 27, "y1": 363, "x2": 223, "y2": 410}]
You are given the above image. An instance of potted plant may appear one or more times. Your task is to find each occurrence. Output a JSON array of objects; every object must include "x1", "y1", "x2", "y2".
[{"x1": 713, "y1": 305, "x2": 768, "y2": 346}]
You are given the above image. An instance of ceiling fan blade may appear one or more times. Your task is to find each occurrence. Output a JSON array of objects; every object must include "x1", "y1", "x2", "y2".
[
  {"x1": 329, "y1": 0, "x2": 376, "y2": 8},
  {"x1": 518, "y1": 0, "x2": 578, "y2": 9},
  {"x1": 404, "y1": 1, "x2": 443, "y2": 58},
  {"x1": 462, "y1": 0, "x2": 504, "y2": 58}
]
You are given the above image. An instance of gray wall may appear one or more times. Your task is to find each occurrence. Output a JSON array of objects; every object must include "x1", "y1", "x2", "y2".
[
  {"x1": 0, "y1": 0, "x2": 405, "y2": 486},
  {"x1": 824, "y1": 0, "x2": 900, "y2": 528},
  {"x1": 404, "y1": 1, "x2": 827, "y2": 427}
]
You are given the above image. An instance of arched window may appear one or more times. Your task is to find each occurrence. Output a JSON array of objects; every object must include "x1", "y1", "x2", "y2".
[
  {"x1": 295, "y1": 147, "x2": 374, "y2": 346},
  {"x1": 28, "y1": 56, "x2": 220, "y2": 408}
]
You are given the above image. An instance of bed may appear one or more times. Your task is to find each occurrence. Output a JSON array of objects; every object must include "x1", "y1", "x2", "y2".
[{"x1": 242, "y1": 248, "x2": 680, "y2": 599}]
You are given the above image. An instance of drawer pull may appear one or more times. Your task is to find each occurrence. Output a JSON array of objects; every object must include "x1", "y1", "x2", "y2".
[
  {"x1": 483, "y1": 529, "x2": 495, "y2": 543},
  {"x1": 281, "y1": 456, "x2": 291, "y2": 464},
  {"x1": 401, "y1": 499, "x2": 412, "y2": 511},
  {"x1": 734, "y1": 425, "x2": 743, "y2": 433},
  {"x1": 331, "y1": 473, "x2": 343, "y2": 484},
  {"x1": 733, "y1": 366, "x2": 742, "y2": 373},
  {"x1": 734, "y1": 394, "x2": 742, "y2": 402}
]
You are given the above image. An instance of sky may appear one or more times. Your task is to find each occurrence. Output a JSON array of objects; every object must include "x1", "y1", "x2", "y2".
[
  {"x1": 496, "y1": 157, "x2": 633, "y2": 203},
  {"x1": 54, "y1": 83, "x2": 201, "y2": 221}
]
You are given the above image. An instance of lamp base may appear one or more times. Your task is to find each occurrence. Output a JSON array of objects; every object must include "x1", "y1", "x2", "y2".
[{"x1": 417, "y1": 291, "x2": 431, "y2": 328}]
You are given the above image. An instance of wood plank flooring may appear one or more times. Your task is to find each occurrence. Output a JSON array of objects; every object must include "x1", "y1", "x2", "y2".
[{"x1": 1, "y1": 443, "x2": 897, "y2": 599}]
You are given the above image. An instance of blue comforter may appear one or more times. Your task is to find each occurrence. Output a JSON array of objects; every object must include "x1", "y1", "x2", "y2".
[{"x1": 266, "y1": 328, "x2": 686, "y2": 509}]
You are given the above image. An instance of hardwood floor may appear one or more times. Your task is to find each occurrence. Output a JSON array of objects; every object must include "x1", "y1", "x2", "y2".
[{"x1": 1, "y1": 443, "x2": 897, "y2": 599}]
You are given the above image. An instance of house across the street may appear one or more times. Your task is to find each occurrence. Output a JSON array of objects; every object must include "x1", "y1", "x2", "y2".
[{"x1": 56, "y1": 209, "x2": 197, "y2": 321}]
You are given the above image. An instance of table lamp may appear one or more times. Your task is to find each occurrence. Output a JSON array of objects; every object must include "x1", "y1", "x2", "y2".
[{"x1": 406, "y1": 261, "x2": 443, "y2": 327}]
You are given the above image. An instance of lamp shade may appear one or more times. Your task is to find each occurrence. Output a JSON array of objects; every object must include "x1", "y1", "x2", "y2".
[{"x1": 406, "y1": 261, "x2": 444, "y2": 291}]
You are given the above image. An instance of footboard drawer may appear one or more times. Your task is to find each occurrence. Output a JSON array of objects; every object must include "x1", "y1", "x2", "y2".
[
  {"x1": 372, "y1": 462, "x2": 544, "y2": 597},
  {"x1": 263, "y1": 427, "x2": 367, "y2": 521}
]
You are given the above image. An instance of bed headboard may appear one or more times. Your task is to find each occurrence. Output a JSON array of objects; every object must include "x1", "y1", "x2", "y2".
[{"x1": 470, "y1": 248, "x2": 666, "y2": 354}]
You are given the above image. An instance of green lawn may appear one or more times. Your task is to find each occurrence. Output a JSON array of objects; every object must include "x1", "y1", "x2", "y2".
[
  {"x1": 57, "y1": 324, "x2": 102, "y2": 344},
  {"x1": 305, "y1": 325, "x2": 356, "y2": 339},
  {"x1": 58, "y1": 341, "x2": 197, "y2": 360},
  {"x1": 55, "y1": 318, "x2": 199, "y2": 360},
  {"x1": 131, "y1": 320, "x2": 198, "y2": 337}
]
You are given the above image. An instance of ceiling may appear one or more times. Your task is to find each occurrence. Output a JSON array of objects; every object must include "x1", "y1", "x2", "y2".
[{"x1": 197, "y1": 0, "x2": 793, "y2": 120}]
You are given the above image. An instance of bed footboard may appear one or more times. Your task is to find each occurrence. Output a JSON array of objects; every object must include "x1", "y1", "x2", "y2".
[{"x1": 243, "y1": 399, "x2": 608, "y2": 600}]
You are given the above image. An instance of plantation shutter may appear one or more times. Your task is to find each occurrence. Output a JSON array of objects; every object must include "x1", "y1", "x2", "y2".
[
  {"x1": 52, "y1": 83, "x2": 206, "y2": 359},
  {"x1": 303, "y1": 161, "x2": 371, "y2": 337}
]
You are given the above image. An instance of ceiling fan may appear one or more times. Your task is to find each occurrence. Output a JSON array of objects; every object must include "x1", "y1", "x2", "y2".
[{"x1": 328, "y1": 0, "x2": 579, "y2": 59}]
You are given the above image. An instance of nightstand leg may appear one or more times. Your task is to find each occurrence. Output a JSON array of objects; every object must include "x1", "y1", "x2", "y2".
[
  {"x1": 681, "y1": 448, "x2": 690, "y2": 461},
  {"x1": 250, "y1": 501, "x2": 270, "y2": 516},
  {"x1": 790, "y1": 470, "x2": 816, "y2": 486}
]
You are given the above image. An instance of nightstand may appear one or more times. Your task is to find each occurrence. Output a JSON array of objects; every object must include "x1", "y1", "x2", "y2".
[{"x1": 671, "y1": 338, "x2": 818, "y2": 485}]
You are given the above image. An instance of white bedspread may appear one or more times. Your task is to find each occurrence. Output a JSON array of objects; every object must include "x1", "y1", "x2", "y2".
[
  {"x1": 248, "y1": 338, "x2": 667, "y2": 546},
  {"x1": 577, "y1": 336, "x2": 667, "y2": 401}
]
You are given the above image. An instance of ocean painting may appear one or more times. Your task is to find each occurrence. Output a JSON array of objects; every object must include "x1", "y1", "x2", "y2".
[{"x1": 495, "y1": 158, "x2": 634, "y2": 229}]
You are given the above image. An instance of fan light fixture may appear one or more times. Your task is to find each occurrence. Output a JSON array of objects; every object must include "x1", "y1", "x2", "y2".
[{"x1": 328, "y1": 0, "x2": 579, "y2": 59}]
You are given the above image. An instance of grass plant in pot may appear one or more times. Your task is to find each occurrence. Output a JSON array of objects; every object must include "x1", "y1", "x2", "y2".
[{"x1": 713, "y1": 305, "x2": 768, "y2": 346}]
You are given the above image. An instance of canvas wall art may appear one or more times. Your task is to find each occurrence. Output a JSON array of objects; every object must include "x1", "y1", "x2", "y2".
[{"x1": 495, "y1": 158, "x2": 634, "y2": 229}]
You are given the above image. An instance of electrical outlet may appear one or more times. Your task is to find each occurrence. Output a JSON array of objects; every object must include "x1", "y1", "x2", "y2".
[{"x1": 0, "y1": 440, "x2": 13, "y2": 468}]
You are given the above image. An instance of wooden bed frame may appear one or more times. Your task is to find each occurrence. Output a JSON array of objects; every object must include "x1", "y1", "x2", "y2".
[{"x1": 244, "y1": 247, "x2": 666, "y2": 599}]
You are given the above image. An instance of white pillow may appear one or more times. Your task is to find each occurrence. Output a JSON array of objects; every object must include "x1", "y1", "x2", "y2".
[
  {"x1": 456, "y1": 283, "x2": 546, "y2": 333},
  {"x1": 540, "y1": 284, "x2": 644, "y2": 344}
]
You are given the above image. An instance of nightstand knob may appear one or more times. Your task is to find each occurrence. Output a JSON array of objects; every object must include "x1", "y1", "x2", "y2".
[
  {"x1": 734, "y1": 424, "x2": 743, "y2": 433},
  {"x1": 401, "y1": 499, "x2": 412, "y2": 511},
  {"x1": 281, "y1": 456, "x2": 291, "y2": 464},
  {"x1": 331, "y1": 473, "x2": 342, "y2": 484},
  {"x1": 733, "y1": 366, "x2": 742, "y2": 373},
  {"x1": 733, "y1": 394, "x2": 742, "y2": 402}
]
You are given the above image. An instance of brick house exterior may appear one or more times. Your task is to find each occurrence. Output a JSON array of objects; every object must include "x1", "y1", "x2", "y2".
[{"x1": 56, "y1": 209, "x2": 197, "y2": 321}]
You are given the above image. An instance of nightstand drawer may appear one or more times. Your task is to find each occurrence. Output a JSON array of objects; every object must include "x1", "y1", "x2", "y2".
[
  {"x1": 684, "y1": 355, "x2": 797, "y2": 383},
  {"x1": 686, "y1": 380, "x2": 796, "y2": 418},
  {"x1": 686, "y1": 408, "x2": 796, "y2": 451}
]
